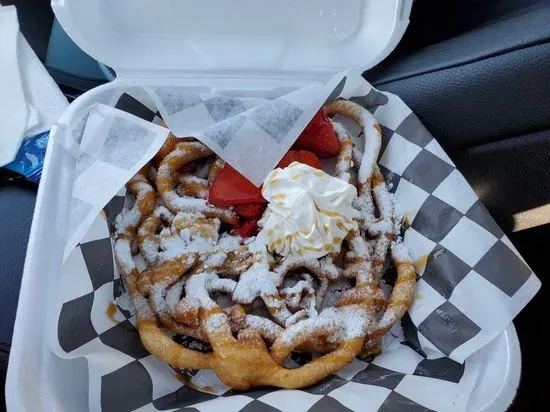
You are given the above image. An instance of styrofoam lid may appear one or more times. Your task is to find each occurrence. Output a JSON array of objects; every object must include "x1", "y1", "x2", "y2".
[{"x1": 52, "y1": 0, "x2": 411, "y2": 80}]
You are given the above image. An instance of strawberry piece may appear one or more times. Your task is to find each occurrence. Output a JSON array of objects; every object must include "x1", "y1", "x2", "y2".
[
  {"x1": 235, "y1": 203, "x2": 266, "y2": 219},
  {"x1": 236, "y1": 219, "x2": 260, "y2": 238},
  {"x1": 208, "y1": 165, "x2": 265, "y2": 207},
  {"x1": 278, "y1": 150, "x2": 322, "y2": 170},
  {"x1": 292, "y1": 109, "x2": 340, "y2": 158}
]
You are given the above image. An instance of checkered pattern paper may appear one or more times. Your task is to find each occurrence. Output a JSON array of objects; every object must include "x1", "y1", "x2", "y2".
[
  {"x1": 52, "y1": 77, "x2": 540, "y2": 412},
  {"x1": 63, "y1": 102, "x2": 169, "y2": 260},
  {"x1": 357, "y1": 90, "x2": 541, "y2": 363},
  {"x1": 146, "y1": 75, "x2": 345, "y2": 186}
]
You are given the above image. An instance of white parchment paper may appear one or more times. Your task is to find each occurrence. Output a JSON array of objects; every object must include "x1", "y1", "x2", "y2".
[
  {"x1": 146, "y1": 73, "x2": 347, "y2": 186},
  {"x1": 63, "y1": 104, "x2": 169, "y2": 260}
]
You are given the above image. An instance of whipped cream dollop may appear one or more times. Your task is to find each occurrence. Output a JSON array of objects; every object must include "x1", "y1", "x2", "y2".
[{"x1": 258, "y1": 162, "x2": 358, "y2": 259}]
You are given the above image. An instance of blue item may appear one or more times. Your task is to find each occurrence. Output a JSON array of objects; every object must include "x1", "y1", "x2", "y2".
[{"x1": 5, "y1": 132, "x2": 50, "y2": 183}]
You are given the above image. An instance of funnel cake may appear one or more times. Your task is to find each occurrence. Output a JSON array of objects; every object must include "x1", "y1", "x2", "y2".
[{"x1": 113, "y1": 100, "x2": 416, "y2": 390}]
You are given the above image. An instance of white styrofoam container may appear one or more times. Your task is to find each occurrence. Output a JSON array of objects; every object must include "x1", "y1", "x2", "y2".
[{"x1": 6, "y1": 1, "x2": 521, "y2": 410}]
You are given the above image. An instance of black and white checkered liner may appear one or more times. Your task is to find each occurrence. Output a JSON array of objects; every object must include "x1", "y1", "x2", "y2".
[{"x1": 52, "y1": 84, "x2": 540, "y2": 411}]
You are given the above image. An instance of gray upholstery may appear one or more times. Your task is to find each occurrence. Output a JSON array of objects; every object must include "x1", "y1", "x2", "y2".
[
  {"x1": 454, "y1": 129, "x2": 550, "y2": 233},
  {"x1": 0, "y1": 183, "x2": 36, "y2": 394}
]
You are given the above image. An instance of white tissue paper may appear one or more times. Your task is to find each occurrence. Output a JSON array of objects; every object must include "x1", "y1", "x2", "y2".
[
  {"x1": 0, "y1": 5, "x2": 68, "y2": 167},
  {"x1": 146, "y1": 73, "x2": 347, "y2": 186},
  {"x1": 64, "y1": 104, "x2": 169, "y2": 259}
]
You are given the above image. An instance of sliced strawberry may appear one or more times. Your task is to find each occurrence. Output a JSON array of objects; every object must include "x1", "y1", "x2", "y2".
[
  {"x1": 235, "y1": 203, "x2": 266, "y2": 219},
  {"x1": 235, "y1": 219, "x2": 260, "y2": 238},
  {"x1": 278, "y1": 150, "x2": 322, "y2": 169},
  {"x1": 208, "y1": 165, "x2": 265, "y2": 207},
  {"x1": 292, "y1": 109, "x2": 340, "y2": 158}
]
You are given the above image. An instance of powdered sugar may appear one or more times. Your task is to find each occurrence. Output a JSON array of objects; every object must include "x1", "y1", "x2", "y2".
[
  {"x1": 139, "y1": 237, "x2": 160, "y2": 264},
  {"x1": 332, "y1": 121, "x2": 353, "y2": 182},
  {"x1": 279, "y1": 317, "x2": 327, "y2": 346},
  {"x1": 200, "y1": 236, "x2": 240, "y2": 267},
  {"x1": 153, "y1": 205, "x2": 174, "y2": 221},
  {"x1": 114, "y1": 239, "x2": 135, "y2": 275},
  {"x1": 280, "y1": 280, "x2": 314, "y2": 309},
  {"x1": 318, "y1": 257, "x2": 341, "y2": 281},
  {"x1": 135, "y1": 182, "x2": 154, "y2": 200},
  {"x1": 133, "y1": 253, "x2": 149, "y2": 272},
  {"x1": 204, "y1": 312, "x2": 227, "y2": 334},
  {"x1": 348, "y1": 233, "x2": 370, "y2": 260},
  {"x1": 216, "y1": 234, "x2": 241, "y2": 253},
  {"x1": 328, "y1": 306, "x2": 372, "y2": 343},
  {"x1": 138, "y1": 206, "x2": 244, "y2": 270},
  {"x1": 173, "y1": 211, "x2": 206, "y2": 220},
  {"x1": 391, "y1": 240, "x2": 412, "y2": 262},
  {"x1": 202, "y1": 251, "x2": 227, "y2": 268},
  {"x1": 165, "y1": 280, "x2": 185, "y2": 314},
  {"x1": 185, "y1": 272, "x2": 221, "y2": 309},
  {"x1": 115, "y1": 289, "x2": 135, "y2": 314},
  {"x1": 183, "y1": 273, "x2": 236, "y2": 316},
  {"x1": 180, "y1": 175, "x2": 208, "y2": 185},
  {"x1": 186, "y1": 339, "x2": 211, "y2": 352},
  {"x1": 246, "y1": 236, "x2": 268, "y2": 253},
  {"x1": 233, "y1": 263, "x2": 281, "y2": 304},
  {"x1": 280, "y1": 304, "x2": 371, "y2": 347},
  {"x1": 244, "y1": 314, "x2": 283, "y2": 342},
  {"x1": 158, "y1": 226, "x2": 227, "y2": 263},
  {"x1": 373, "y1": 179, "x2": 394, "y2": 221},
  {"x1": 276, "y1": 256, "x2": 320, "y2": 277},
  {"x1": 328, "y1": 101, "x2": 381, "y2": 187},
  {"x1": 368, "y1": 220, "x2": 394, "y2": 236},
  {"x1": 181, "y1": 234, "x2": 215, "y2": 255},
  {"x1": 165, "y1": 191, "x2": 213, "y2": 213},
  {"x1": 380, "y1": 322, "x2": 405, "y2": 352},
  {"x1": 322, "y1": 280, "x2": 352, "y2": 309},
  {"x1": 352, "y1": 147, "x2": 363, "y2": 167},
  {"x1": 284, "y1": 310, "x2": 309, "y2": 327},
  {"x1": 357, "y1": 111, "x2": 381, "y2": 186},
  {"x1": 158, "y1": 235, "x2": 189, "y2": 262},
  {"x1": 114, "y1": 206, "x2": 141, "y2": 236},
  {"x1": 353, "y1": 193, "x2": 375, "y2": 227},
  {"x1": 132, "y1": 294, "x2": 155, "y2": 321},
  {"x1": 212, "y1": 278, "x2": 237, "y2": 294},
  {"x1": 161, "y1": 171, "x2": 234, "y2": 222}
]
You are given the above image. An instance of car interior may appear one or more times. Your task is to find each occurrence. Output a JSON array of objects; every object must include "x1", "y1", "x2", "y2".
[{"x1": 1, "y1": 0, "x2": 548, "y2": 409}]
